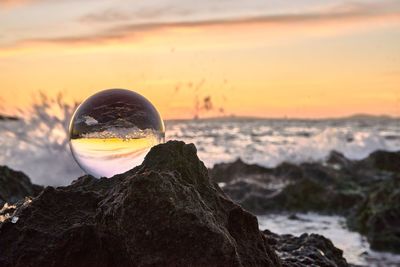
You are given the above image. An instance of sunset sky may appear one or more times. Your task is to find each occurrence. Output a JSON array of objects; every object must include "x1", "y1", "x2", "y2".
[{"x1": 0, "y1": 0, "x2": 399, "y2": 119}]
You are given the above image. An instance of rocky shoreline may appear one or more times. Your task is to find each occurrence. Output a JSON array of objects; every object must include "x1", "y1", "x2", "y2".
[
  {"x1": 210, "y1": 150, "x2": 400, "y2": 254},
  {"x1": 0, "y1": 115, "x2": 18, "y2": 121},
  {"x1": 0, "y1": 141, "x2": 354, "y2": 267}
]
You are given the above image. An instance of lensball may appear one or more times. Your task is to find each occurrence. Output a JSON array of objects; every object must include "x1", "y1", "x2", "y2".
[{"x1": 69, "y1": 89, "x2": 165, "y2": 178}]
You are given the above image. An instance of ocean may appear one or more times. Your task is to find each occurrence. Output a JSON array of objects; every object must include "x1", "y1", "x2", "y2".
[
  {"x1": 1, "y1": 116, "x2": 399, "y2": 186},
  {"x1": 167, "y1": 117, "x2": 400, "y2": 168},
  {"x1": 1, "y1": 116, "x2": 399, "y2": 266},
  {"x1": 258, "y1": 213, "x2": 400, "y2": 267}
]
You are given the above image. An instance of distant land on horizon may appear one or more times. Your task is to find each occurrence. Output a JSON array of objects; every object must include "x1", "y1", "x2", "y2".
[
  {"x1": 0, "y1": 114, "x2": 18, "y2": 121},
  {"x1": 0, "y1": 112, "x2": 398, "y2": 123},
  {"x1": 166, "y1": 114, "x2": 400, "y2": 122}
]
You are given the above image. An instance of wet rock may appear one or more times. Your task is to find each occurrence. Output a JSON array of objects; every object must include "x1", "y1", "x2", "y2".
[
  {"x1": 0, "y1": 141, "x2": 282, "y2": 267},
  {"x1": 326, "y1": 151, "x2": 354, "y2": 172},
  {"x1": 0, "y1": 166, "x2": 43, "y2": 208},
  {"x1": 240, "y1": 178, "x2": 363, "y2": 214},
  {"x1": 263, "y1": 229, "x2": 349, "y2": 267},
  {"x1": 357, "y1": 150, "x2": 400, "y2": 173},
  {"x1": 219, "y1": 162, "x2": 363, "y2": 215},
  {"x1": 221, "y1": 180, "x2": 276, "y2": 205},
  {"x1": 348, "y1": 175, "x2": 400, "y2": 253},
  {"x1": 273, "y1": 163, "x2": 303, "y2": 181},
  {"x1": 210, "y1": 158, "x2": 273, "y2": 183},
  {"x1": 213, "y1": 150, "x2": 400, "y2": 253}
]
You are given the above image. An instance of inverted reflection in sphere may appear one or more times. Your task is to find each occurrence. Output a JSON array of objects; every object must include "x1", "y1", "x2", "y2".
[{"x1": 69, "y1": 89, "x2": 165, "y2": 178}]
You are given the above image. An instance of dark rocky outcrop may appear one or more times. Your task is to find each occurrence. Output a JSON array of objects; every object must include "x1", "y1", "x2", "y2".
[
  {"x1": 358, "y1": 150, "x2": 400, "y2": 173},
  {"x1": 347, "y1": 175, "x2": 400, "y2": 253},
  {"x1": 210, "y1": 158, "x2": 273, "y2": 183},
  {"x1": 0, "y1": 141, "x2": 284, "y2": 267},
  {"x1": 212, "y1": 150, "x2": 400, "y2": 253},
  {"x1": 0, "y1": 166, "x2": 43, "y2": 208},
  {"x1": 263, "y1": 230, "x2": 348, "y2": 267},
  {"x1": 0, "y1": 115, "x2": 18, "y2": 121}
]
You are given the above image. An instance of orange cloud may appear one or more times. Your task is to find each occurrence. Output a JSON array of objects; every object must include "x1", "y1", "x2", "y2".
[{"x1": 0, "y1": 1, "x2": 399, "y2": 60}]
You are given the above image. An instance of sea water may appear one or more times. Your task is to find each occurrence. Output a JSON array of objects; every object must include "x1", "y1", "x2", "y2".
[
  {"x1": 167, "y1": 117, "x2": 400, "y2": 168},
  {"x1": 258, "y1": 213, "x2": 400, "y2": 267},
  {"x1": 0, "y1": 116, "x2": 398, "y2": 185},
  {"x1": 0, "y1": 116, "x2": 399, "y2": 266}
]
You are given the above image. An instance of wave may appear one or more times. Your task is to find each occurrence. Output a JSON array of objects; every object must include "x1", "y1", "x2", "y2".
[
  {"x1": 166, "y1": 119, "x2": 400, "y2": 168},
  {"x1": 0, "y1": 93, "x2": 84, "y2": 186},
  {"x1": 79, "y1": 127, "x2": 162, "y2": 140},
  {"x1": 0, "y1": 94, "x2": 398, "y2": 186}
]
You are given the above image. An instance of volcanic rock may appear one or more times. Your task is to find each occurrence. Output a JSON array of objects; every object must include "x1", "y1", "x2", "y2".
[
  {"x1": 263, "y1": 230, "x2": 349, "y2": 267},
  {"x1": 0, "y1": 141, "x2": 283, "y2": 267}
]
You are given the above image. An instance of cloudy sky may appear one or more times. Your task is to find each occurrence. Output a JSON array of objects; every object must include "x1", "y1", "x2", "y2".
[{"x1": 1, "y1": 0, "x2": 399, "y2": 118}]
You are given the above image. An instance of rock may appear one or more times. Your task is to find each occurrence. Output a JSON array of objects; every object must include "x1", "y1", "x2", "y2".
[
  {"x1": 263, "y1": 230, "x2": 348, "y2": 267},
  {"x1": 326, "y1": 151, "x2": 353, "y2": 171},
  {"x1": 210, "y1": 158, "x2": 273, "y2": 183},
  {"x1": 220, "y1": 162, "x2": 363, "y2": 215},
  {"x1": 0, "y1": 115, "x2": 18, "y2": 121},
  {"x1": 273, "y1": 163, "x2": 303, "y2": 181},
  {"x1": 213, "y1": 150, "x2": 400, "y2": 253},
  {"x1": 0, "y1": 141, "x2": 283, "y2": 267},
  {"x1": 0, "y1": 166, "x2": 43, "y2": 208},
  {"x1": 357, "y1": 150, "x2": 400, "y2": 173},
  {"x1": 347, "y1": 175, "x2": 400, "y2": 253},
  {"x1": 240, "y1": 178, "x2": 363, "y2": 214},
  {"x1": 221, "y1": 180, "x2": 276, "y2": 206}
]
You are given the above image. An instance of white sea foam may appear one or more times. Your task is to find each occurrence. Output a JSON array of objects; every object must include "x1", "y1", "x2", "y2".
[
  {"x1": 0, "y1": 119, "x2": 84, "y2": 186},
  {"x1": 0, "y1": 116, "x2": 399, "y2": 186},
  {"x1": 80, "y1": 127, "x2": 161, "y2": 140},
  {"x1": 166, "y1": 119, "x2": 400, "y2": 168}
]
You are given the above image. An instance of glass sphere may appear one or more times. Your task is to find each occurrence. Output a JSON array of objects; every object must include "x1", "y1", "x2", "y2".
[{"x1": 69, "y1": 89, "x2": 165, "y2": 178}]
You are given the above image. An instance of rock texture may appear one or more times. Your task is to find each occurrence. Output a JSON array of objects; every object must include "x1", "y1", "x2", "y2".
[
  {"x1": 347, "y1": 175, "x2": 400, "y2": 253},
  {"x1": 0, "y1": 166, "x2": 43, "y2": 208},
  {"x1": 212, "y1": 150, "x2": 400, "y2": 253},
  {"x1": 0, "y1": 141, "x2": 285, "y2": 267},
  {"x1": 263, "y1": 230, "x2": 348, "y2": 267}
]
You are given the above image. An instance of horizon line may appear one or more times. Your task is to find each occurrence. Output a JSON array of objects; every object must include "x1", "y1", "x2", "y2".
[
  {"x1": 165, "y1": 113, "x2": 400, "y2": 122},
  {"x1": 1, "y1": 112, "x2": 399, "y2": 122}
]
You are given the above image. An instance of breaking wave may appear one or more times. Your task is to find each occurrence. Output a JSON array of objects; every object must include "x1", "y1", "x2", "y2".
[
  {"x1": 80, "y1": 127, "x2": 163, "y2": 140},
  {"x1": 0, "y1": 94, "x2": 398, "y2": 186},
  {"x1": 166, "y1": 118, "x2": 400, "y2": 168},
  {"x1": 0, "y1": 93, "x2": 84, "y2": 186}
]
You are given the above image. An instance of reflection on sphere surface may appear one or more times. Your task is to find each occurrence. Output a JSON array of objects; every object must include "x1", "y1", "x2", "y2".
[{"x1": 69, "y1": 89, "x2": 165, "y2": 178}]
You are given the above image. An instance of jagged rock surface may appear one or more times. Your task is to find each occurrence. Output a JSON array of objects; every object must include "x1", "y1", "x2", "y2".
[
  {"x1": 0, "y1": 141, "x2": 284, "y2": 267},
  {"x1": 263, "y1": 230, "x2": 349, "y2": 267}
]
